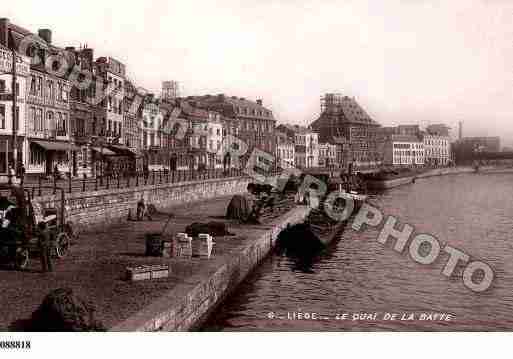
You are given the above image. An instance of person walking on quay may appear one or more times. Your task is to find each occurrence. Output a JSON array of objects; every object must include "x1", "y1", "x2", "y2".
[
  {"x1": 136, "y1": 197, "x2": 153, "y2": 221},
  {"x1": 38, "y1": 222, "x2": 53, "y2": 273},
  {"x1": 17, "y1": 162, "x2": 26, "y2": 186}
]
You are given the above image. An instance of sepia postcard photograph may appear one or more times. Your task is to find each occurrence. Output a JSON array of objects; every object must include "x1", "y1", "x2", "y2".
[{"x1": 0, "y1": 0, "x2": 512, "y2": 356}]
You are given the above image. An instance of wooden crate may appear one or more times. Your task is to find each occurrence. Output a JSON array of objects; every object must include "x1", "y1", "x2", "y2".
[{"x1": 126, "y1": 264, "x2": 171, "y2": 281}]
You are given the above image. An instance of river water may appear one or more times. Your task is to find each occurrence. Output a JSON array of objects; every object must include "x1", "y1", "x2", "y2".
[{"x1": 203, "y1": 173, "x2": 513, "y2": 331}]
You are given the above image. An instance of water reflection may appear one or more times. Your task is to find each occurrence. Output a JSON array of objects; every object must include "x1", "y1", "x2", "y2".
[{"x1": 203, "y1": 173, "x2": 513, "y2": 331}]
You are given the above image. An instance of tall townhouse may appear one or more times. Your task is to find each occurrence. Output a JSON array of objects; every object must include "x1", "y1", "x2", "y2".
[
  {"x1": 187, "y1": 94, "x2": 276, "y2": 164},
  {"x1": 179, "y1": 100, "x2": 222, "y2": 170},
  {"x1": 277, "y1": 124, "x2": 319, "y2": 169},
  {"x1": 205, "y1": 111, "x2": 223, "y2": 169},
  {"x1": 65, "y1": 46, "x2": 97, "y2": 178},
  {"x1": 141, "y1": 94, "x2": 163, "y2": 170},
  {"x1": 123, "y1": 79, "x2": 144, "y2": 156},
  {"x1": 94, "y1": 57, "x2": 125, "y2": 143},
  {"x1": 275, "y1": 131, "x2": 295, "y2": 169},
  {"x1": 0, "y1": 43, "x2": 30, "y2": 177},
  {"x1": 1, "y1": 20, "x2": 77, "y2": 176},
  {"x1": 88, "y1": 56, "x2": 137, "y2": 176}
]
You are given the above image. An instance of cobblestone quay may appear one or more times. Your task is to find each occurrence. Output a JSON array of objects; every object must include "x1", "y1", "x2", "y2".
[{"x1": 0, "y1": 195, "x2": 311, "y2": 331}]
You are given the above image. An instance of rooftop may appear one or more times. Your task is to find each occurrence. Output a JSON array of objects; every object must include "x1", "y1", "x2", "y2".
[{"x1": 277, "y1": 123, "x2": 315, "y2": 135}]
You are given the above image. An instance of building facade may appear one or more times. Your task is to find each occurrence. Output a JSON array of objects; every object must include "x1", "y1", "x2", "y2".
[
  {"x1": 423, "y1": 133, "x2": 450, "y2": 166},
  {"x1": 4, "y1": 22, "x2": 78, "y2": 176},
  {"x1": 277, "y1": 124, "x2": 318, "y2": 169},
  {"x1": 187, "y1": 94, "x2": 276, "y2": 163},
  {"x1": 275, "y1": 131, "x2": 295, "y2": 169},
  {"x1": 318, "y1": 142, "x2": 337, "y2": 168},
  {"x1": 123, "y1": 79, "x2": 142, "y2": 152},
  {"x1": 95, "y1": 56, "x2": 125, "y2": 143},
  {"x1": 0, "y1": 44, "x2": 30, "y2": 177},
  {"x1": 310, "y1": 94, "x2": 381, "y2": 167},
  {"x1": 381, "y1": 134, "x2": 425, "y2": 166}
]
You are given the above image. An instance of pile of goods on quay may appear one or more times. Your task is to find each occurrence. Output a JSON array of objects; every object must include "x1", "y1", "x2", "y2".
[{"x1": 226, "y1": 182, "x2": 298, "y2": 224}]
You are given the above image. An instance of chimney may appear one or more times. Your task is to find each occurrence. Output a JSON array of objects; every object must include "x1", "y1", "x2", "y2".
[
  {"x1": 0, "y1": 18, "x2": 9, "y2": 47},
  {"x1": 458, "y1": 121, "x2": 462, "y2": 140},
  {"x1": 256, "y1": 99, "x2": 263, "y2": 106},
  {"x1": 38, "y1": 29, "x2": 52, "y2": 44}
]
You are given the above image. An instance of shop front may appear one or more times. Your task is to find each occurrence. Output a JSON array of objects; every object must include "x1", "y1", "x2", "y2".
[
  {"x1": 30, "y1": 140, "x2": 80, "y2": 176},
  {"x1": 0, "y1": 136, "x2": 23, "y2": 173},
  {"x1": 90, "y1": 146, "x2": 116, "y2": 178}
]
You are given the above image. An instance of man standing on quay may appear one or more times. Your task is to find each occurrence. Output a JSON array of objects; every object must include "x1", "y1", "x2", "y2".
[{"x1": 38, "y1": 222, "x2": 53, "y2": 273}]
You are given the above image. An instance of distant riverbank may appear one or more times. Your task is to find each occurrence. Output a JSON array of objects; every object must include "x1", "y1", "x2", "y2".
[{"x1": 365, "y1": 165, "x2": 513, "y2": 190}]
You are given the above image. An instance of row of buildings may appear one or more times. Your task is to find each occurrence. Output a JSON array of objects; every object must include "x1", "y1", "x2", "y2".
[
  {"x1": 0, "y1": 18, "x2": 277, "y2": 178},
  {"x1": 0, "y1": 17, "x2": 502, "y2": 179},
  {"x1": 274, "y1": 94, "x2": 454, "y2": 170}
]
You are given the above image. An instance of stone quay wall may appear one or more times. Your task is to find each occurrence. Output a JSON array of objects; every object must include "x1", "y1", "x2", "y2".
[
  {"x1": 33, "y1": 176, "x2": 251, "y2": 231},
  {"x1": 112, "y1": 205, "x2": 311, "y2": 331}
]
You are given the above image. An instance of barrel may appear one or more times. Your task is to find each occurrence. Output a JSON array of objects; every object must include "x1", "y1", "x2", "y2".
[{"x1": 145, "y1": 233, "x2": 163, "y2": 256}]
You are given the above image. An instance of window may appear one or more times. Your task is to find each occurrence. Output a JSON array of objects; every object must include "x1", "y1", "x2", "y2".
[
  {"x1": 37, "y1": 109, "x2": 43, "y2": 131},
  {"x1": 30, "y1": 78, "x2": 36, "y2": 95},
  {"x1": 0, "y1": 104, "x2": 5, "y2": 129},
  {"x1": 57, "y1": 83, "x2": 63, "y2": 101},
  {"x1": 92, "y1": 117, "x2": 97, "y2": 135},
  {"x1": 0, "y1": 80, "x2": 5, "y2": 93},
  {"x1": 37, "y1": 77, "x2": 43, "y2": 96},
  {"x1": 15, "y1": 107, "x2": 19, "y2": 131},
  {"x1": 48, "y1": 81, "x2": 54, "y2": 100},
  {"x1": 30, "y1": 145, "x2": 45, "y2": 166}
]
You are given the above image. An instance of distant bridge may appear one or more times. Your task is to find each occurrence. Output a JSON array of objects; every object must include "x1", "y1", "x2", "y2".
[{"x1": 471, "y1": 152, "x2": 513, "y2": 160}]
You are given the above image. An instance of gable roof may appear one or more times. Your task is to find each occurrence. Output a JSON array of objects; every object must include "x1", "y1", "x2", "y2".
[
  {"x1": 311, "y1": 96, "x2": 380, "y2": 129},
  {"x1": 187, "y1": 95, "x2": 275, "y2": 121}
]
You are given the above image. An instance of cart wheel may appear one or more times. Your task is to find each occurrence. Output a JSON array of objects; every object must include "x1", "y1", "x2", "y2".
[
  {"x1": 55, "y1": 233, "x2": 70, "y2": 258},
  {"x1": 15, "y1": 248, "x2": 29, "y2": 270},
  {"x1": 64, "y1": 222, "x2": 80, "y2": 244}
]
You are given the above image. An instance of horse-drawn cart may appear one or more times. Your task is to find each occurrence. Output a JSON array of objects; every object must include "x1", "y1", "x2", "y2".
[{"x1": 0, "y1": 184, "x2": 75, "y2": 270}]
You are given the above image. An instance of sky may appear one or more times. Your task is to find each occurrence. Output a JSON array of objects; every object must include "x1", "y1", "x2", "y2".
[{"x1": 4, "y1": 0, "x2": 513, "y2": 145}]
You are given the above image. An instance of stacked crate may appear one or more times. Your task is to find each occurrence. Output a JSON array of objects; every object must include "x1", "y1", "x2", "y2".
[
  {"x1": 196, "y1": 234, "x2": 214, "y2": 258},
  {"x1": 126, "y1": 264, "x2": 171, "y2": 281},
  {"x1": 174, "y1": 233, "x2": 193, "y2": 258}
]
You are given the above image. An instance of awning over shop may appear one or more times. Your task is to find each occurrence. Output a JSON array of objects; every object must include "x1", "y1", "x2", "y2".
[
  {"x1": 91, "y1": 147, "x2": 116, "y2": 156},
  {"x1": 108, "y1": 145, "x2": 137, "y2": 156},
  {"x1": 32, "y1": 140, "x2": 80, "y2": 151}
]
